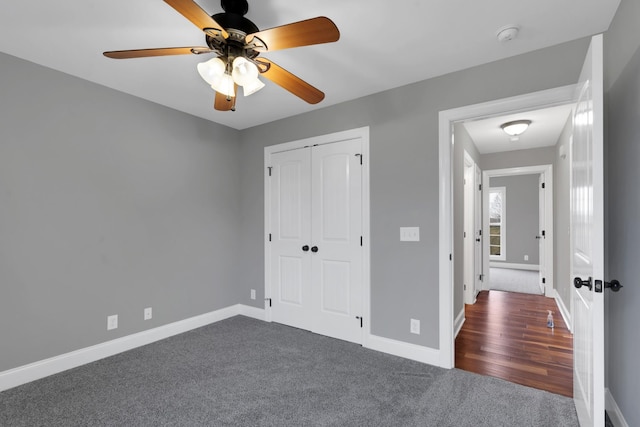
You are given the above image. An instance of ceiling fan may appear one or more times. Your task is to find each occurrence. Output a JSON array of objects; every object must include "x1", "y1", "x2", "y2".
[{"x1": 103, "y1": 0, "x2": 340, "y2": 112}]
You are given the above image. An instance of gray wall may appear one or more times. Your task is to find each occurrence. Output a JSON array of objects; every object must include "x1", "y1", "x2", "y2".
[
  {"x1": 480, "y1": 146, "x2": 556, "y2": 171},
  {"x1": 238, "y1": 39, "x2": 590, "y2": 349},
  {"x1": 489, "y1": 175, "x2": 540, "y2": 265},
  {"x1": 604, "y1": 0, "x2": 640, "y2": 424},
  {"x1": 553, "y1": 117, "x2": 572, "y2": 311},
  {"x1": 453, "y1": 124, "x2": 481, "y2": 317},
  {"x1": 0, "y1": 53, "x2": 242, "y2": 372}
]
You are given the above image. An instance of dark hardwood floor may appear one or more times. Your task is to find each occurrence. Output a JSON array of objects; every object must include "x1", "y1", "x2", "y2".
[{"x1": 455, "y1": 290, "x2": 573, "y2": 397}]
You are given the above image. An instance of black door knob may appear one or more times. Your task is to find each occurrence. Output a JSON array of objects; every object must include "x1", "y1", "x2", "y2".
[
  {"x1": 475, "y1": 238, "x2": 481, "y2": 242},
  {"x1": 605, "y1": 279, "x2": 623, "y2": 292},
  {"x1": 302, "y1": 245, "x2": 309, "y2": 252},
  {"x1": 311, "y1": 246, "x2": 319, "y2": 253},
  {"x1": 574, "y1": 276, "x2": 593, "y2": 290}
]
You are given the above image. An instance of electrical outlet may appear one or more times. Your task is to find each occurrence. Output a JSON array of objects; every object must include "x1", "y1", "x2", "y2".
[
  {"x1": 107, "y1": 314, "x2": 118, "y2": 330},
  {"x1": 524, "y1": 255, "x2": 529, "y2": 261},
  {"x1": 410, "y1": 318, "x2": 420, "y2": 335},
  {"x1": 250, "y1": 289, "x2": 256, "y2": 300},
  {"x1": 144, "y1": 307, "x2": 152, "y2": 320}
]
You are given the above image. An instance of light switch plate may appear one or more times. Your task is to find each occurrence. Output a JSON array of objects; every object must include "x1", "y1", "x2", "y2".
[{"x1": 400, "y1": 227, "x2": 420, "y2": 241}]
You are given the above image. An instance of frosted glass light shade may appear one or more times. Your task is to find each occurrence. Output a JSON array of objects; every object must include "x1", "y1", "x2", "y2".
[
  {"x1": 500, "y1": 120, "x2": 531, "y2": 136},
  {"x1": 197, "y1": 57, "x2": 226, "y2": 86},
  {"x1": 231, "y1": 57, "x2": 259, "y2": 87},
  {"x1": 243, "y1": 77, "x2": 265, "y2": 96},
  {"x1": 211, "y1": 73, "x2": 235, "y2": 98}
]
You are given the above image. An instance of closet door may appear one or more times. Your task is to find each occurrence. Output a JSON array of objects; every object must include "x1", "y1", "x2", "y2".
[
  {"x1": 310, "y1": 140, "x2": 363, "y2": 343},
  {"x1": 269, "y1": 148, "x2": 312, "y2": 330},
  {"x1": 268, "y1": 139, "x2": 363, "y2": 344}
]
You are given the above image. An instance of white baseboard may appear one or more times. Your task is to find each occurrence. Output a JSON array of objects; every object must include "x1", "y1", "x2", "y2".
[
  {"x1": 237, "y1": 304, "x2": 267, "y2": 321},
  {"x1": 490, "y1": 262, "x2": 539, "y2": 271},
  {"x1": 365, "y1": 334, "x2": 442, "y2": 367},
  {"x1": 454, "y1": 308, "x2": 465, "y2": 338},
  {"x1": 606, "y1": 388, "x2": 629, "y2": 427},
  {"x1": 0, "y1": 304, "x2": 265, "y2": 393},
  {"x1": 552, "y1": 290, "x2": 572, "y2": 333}
]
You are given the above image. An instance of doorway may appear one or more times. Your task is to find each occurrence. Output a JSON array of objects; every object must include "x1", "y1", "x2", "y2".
[
  {"x1": 482, "y1": 165, "x2": 553, "y2": 297},
  {"x1": 454, "y1": 115, "x2": 567, "y2": 395},
  {"x1": 437, "y1": 84, "x2": 576, "y2": 367}
]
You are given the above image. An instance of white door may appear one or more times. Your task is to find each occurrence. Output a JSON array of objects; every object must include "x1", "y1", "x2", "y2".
[
  {"x1": 269, "y1": 148, "x2": 312, "y2": 330},
  {"x1": 538, "y1": 173, "x2": 546, "y2": 295},
  {"x1": 571, "y1": 34, "x2": 604, "y2": 427},
  {"x1": 310, "y1": 140, "x2": 363, "y2": 343},
  {"x1": 269, "y1": 139, "x2": 363, "y2": 344},
  {"x1": 474, "y1": 164, "x2": 483, "y2": 295}
]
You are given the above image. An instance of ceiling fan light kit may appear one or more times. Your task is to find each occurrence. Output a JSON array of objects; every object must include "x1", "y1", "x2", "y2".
[{"x1": 103, "y1": 0, "x2": 340, "y2": 111}]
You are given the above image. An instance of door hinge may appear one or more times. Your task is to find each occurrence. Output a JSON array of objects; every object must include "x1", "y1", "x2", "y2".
[
  {"x1": 360, "y1": 236, "x2": 363, "y2": 247},
  {"x1": 355, "y1": 153, "x2": 363, "y2": 165},
  {"x1": 479, "y1": 274, "x2": 484, "y2": 282},
  {"x1": 542, "y1": 278, "x2": 546, "y2": 284},
  {"x1": 265, "y1": 298, "x2": 272, "y2": 307},
  {"x1": 542, "y1": 230, "x2": 546, "y2": 238},
  {"x1": 464, "y1": 284, "x2": 467, "y2": 290},
  {"x1": 449, "y1": 254, "x2": 452, "y2": 261},
  {"x1": 464, "y1": 231, "x2": 466, "y2": 238},
  {"x1": 541, "y1": 182, "x2": 545, "y2": 189},
  {"x1": 267, "y1": 166, "x2": 272, "y2": 176},
  {"x1": 355, "y1": 316, "x2": 363, "y2": 328},
  {"x1": 268, "y1": 233, "x2": 272, "y2": 242},
  {"x1": 479, "y1": 229, "x2": 482, "y2": 236},
  {"x1": 479, "y1": 184, "x2": 482, "y2": 191}
]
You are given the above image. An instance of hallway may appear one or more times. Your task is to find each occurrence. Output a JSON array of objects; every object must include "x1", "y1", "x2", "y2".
[{"x1": 455, "y1": 291, "x2": 573, "y2": 397}]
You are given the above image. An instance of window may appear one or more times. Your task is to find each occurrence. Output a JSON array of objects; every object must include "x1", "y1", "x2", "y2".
[{"x1": 489, "y1": 187, "x2": 506, "y2": 260}]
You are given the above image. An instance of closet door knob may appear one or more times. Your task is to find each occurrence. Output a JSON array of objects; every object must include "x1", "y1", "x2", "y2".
[
  {"x1": 302, "y1": 245, "x2": 310, "y2": 252},
  {"x1": 311, "y1": 246, "x2": 319, "y2": 253}
]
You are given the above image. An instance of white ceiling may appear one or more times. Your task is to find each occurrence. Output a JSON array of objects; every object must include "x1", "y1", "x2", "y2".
[
  {"x1": 0, "y1": 0, "x2": 620, "y2": 130},
  {"x1": 462, "y1": 104, "x2": 574, "y2": 154}
]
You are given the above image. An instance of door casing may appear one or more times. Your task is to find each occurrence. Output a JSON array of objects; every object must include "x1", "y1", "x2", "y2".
[
  {"x1": 481, "y1": 165, "x2": 554, "y2": 297},
  {"x1": 438, "y1": 84, "x2": 576, "y2": 368}
]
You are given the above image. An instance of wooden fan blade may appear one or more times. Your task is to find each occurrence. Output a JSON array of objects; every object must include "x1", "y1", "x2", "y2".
[
  {"x1": 246, "y1": 17, "x2": 339, "y2": 52},
  {"x1": 164, "y1": 0, "x2": 229, "y2": 39},
  {"x1": 103, "y1": 47, "x2": 212, "y2": 59},
  {"x1": 259, "y1": 58, "x2": 324, "y2": 104},
  {"x1": 214, "y1": 89, "x2": 237, "y2": 111}
]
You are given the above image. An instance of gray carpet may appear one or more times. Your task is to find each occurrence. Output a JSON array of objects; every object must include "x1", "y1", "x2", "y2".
[
  {"x1": 489, "y1": 267, "x2": 543, "y2": 295},
  {"x1": 0, "y1": 316, "x2": 578, "y2": 426}
]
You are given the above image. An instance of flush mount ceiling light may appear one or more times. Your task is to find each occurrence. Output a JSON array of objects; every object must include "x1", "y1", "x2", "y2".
[
  {"x1": 500, "y1": 120, "x2": 532, "y2": 136},
  {"x1": 104, "y1": 0, "x2": 340, "y2": 112}
]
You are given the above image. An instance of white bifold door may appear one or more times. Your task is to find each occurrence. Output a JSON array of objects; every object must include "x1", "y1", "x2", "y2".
[{"x1": 268, "y1": 138, "x2": 363, "y2": 344}]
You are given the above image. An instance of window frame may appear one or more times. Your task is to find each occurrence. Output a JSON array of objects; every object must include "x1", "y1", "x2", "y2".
[{"x1": 488, "y1": 186, "x2": 506, "y2": 261}]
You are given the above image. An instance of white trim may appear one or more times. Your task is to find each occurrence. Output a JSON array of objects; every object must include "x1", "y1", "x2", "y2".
[
  {"x1": 490, "y1": 262, "x2": 540, "y2": 271},
  {"x1": 552, "y1": 289, "x2": 572, "y2": 333},
  {"x1": 365, "y1": 334, "x2": 442, "y2": 367},
  {"x1": 264, "y1": 127, "x2": 371, "y2": 345},
  {"x1": 0, "y1": 304, "x2": 265, "y2": 393},
  {"x1": 454, "y1": 308, "x2": 466, "y2": 338},
  {"x1": 605, "y1": 388, "x2": 629, "y2": 427},
  {"x1": 439, "y1": 85, "x2": 576, "y2": 370},
  {"x1": 488, "y1": 186, "x2": 507, "y2": 261},
  {"x1": 238, "y1": 304, "x2": 267, "y2": 321}
]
